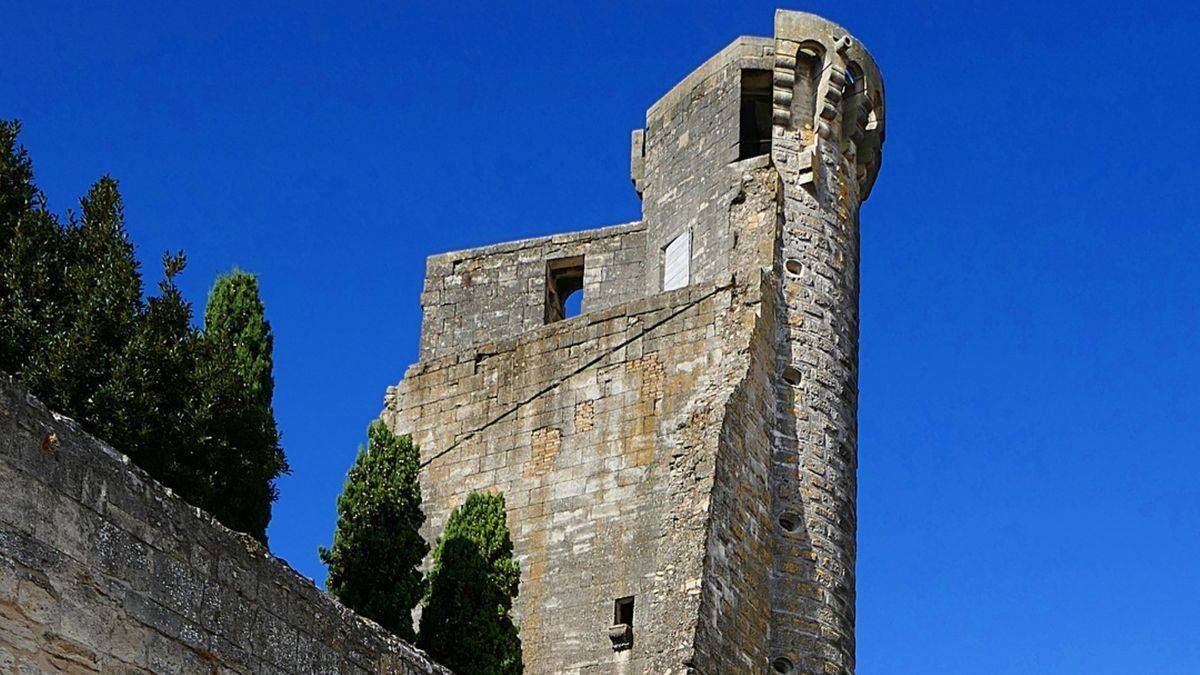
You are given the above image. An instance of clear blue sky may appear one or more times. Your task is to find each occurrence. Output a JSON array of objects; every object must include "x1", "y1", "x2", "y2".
[{"x1": 4, "y1": 1, "x2": 1199, "y2": 672}]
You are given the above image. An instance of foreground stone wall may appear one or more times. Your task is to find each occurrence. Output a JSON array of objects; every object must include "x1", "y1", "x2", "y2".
[{"x1": 0, "y1": 374, "x2": 448, "y2": 675}]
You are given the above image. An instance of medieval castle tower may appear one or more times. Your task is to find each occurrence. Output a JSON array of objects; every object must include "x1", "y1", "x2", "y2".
[{"x1": 383, "y1": 9, "x2": 885, "y2": 674}]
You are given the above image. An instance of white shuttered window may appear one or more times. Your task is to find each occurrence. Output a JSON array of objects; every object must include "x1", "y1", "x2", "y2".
[{"x1": 663, "y1": 231, "x2": 691, "y2": 291}]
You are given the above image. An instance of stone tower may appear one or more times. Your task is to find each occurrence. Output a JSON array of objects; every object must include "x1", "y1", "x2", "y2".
[{"x1": 383, "y1": 9, "x2": 884, "y2": 674}]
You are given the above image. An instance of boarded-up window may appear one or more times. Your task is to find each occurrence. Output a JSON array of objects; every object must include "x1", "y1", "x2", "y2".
[{"x1": 663, "y1": 231, "x2": 690, "y2": 291}]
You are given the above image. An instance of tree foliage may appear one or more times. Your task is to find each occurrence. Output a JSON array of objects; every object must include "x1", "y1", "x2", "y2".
[
  {"x1": 0, "y1": 119, "x2": 287, "y2": 543},
  {"x1": 91, "y1": 251, "x2": 198, "y2": 485},
  {"x1": 27, "y1": 177, "x2": 144, "y2": 421},
  {"x1": 418, "y1": 491, "x2": 522, "y2": 675},
  {"x1": 193, "y1": 270, "x2": 289, "y2": 541},
  {"x1": 0, "y1": 120, "x2": 71, "y2": 385},
  {"x1": 321, "y1": 422, "x2": 427, "y2": 641}
]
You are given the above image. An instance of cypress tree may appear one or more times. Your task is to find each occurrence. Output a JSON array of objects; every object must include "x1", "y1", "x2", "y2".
[
  {"x1": 93, "y1": 251, "x2": 200, "y2": 490},
  {"x1": 320, "y1": 422, "x2": 428, "y2": 641},
  {"x1": 193, "y1": 270, "x2": 288, "y2": 542},
  {"x1": 419, "y1": 491, "x2": 522, "y2": 675},
  {"x1": 0, "y1": 120, "x2": 69, "y2": 382},
  {"x1": 0, "y1": 121, "x2": 289, "y2": 546},
  {"x1": 0, "y1": 120, "x2": 39, "y2": 233},
  {"x1": 21, "y1": 176, "x2": 143, "y2": 420}
]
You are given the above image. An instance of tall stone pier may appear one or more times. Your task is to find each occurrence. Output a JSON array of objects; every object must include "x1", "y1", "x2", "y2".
[{"x1": 385, "y1": 9, "x2": 884, "y2": 673}]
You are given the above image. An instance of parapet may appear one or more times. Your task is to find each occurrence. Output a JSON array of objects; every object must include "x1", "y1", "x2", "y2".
[{"x1": 417, "y1": 222, "x2": 646, "y2": 360}]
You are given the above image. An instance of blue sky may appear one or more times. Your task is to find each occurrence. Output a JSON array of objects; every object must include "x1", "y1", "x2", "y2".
[{"x1": 4, "y1": 1, "x2": 1199, "y2": 672}]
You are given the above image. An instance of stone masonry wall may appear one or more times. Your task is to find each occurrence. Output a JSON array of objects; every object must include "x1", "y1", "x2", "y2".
[
  {"x1": 389, "y1": 10, "x2": 884, "y2": 674},
  {"x1": 385, "y1": 276, "x2": 770, "y2": 674},
  {"x1": 765, "y1": 11, "x2": 884, "y2": 673},
  {"x1": 638, "y1": 38, "x2": 775, "y2": 292},
  {"x1": 0, "y1": 374, "x2": 449, "y2": 675},
  {"x1": 689, "y1": 163, "x2": 781, "y2": 673},
  {"x1": 418, "y1": 222, "x2": 647, "y2": 360}
]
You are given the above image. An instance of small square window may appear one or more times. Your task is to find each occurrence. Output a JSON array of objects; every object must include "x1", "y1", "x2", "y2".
[{"x1": 614, "y1": 596, "x2": 634, "y2": 627}]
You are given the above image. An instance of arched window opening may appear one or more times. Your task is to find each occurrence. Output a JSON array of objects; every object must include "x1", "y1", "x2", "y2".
[
  {"x1": 841, "y1": 62, "x2": 869, "y2": 149},
  {"x1": 563, "y1": 287, "x2": 583, "y2": 319},
  {"x1": 545, "y1": 256, "x2": 585, "y2": 323},
  {"x1": 792, "y1": 44, "x2": 824, "y2": 131}
]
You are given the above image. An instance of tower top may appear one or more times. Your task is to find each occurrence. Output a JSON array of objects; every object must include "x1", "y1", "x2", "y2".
[{"x1": 633, "y1": 9, "x2": 885, "y2": 205}]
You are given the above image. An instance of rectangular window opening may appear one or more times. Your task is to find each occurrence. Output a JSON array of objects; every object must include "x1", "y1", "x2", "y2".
[
  {"x1": 738, "y1": 69, "x2": 773, "y2": 160},
  {"x1": 609, "y1": 595, "x2": 635, "y2": 651},
  {"x1": 614, "y1": 596, "x2": 635, "y2": 627},
  {"x1": 662, "y1": 231, "x2": 691, "y2": 291},
  {"x1": 545, "y1": 255, "x2": 585, "y2": 323}
]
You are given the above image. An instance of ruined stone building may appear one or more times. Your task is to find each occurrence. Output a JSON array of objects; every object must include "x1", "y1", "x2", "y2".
[
  {"x1": 0, "y1": 8, "x2": 884, "y2": 675},
  {"x1": 384, "y1": 9, "x2": 885, "y2": 674}
]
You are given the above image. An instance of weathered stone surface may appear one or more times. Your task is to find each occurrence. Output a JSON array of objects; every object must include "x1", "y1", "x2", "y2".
[
  {"x1": 0, "y1": 9, "x2": 884, "y2": 675},
  {"x1": 0, "y1": 374, "x2": 449, "y2": 675},
  {"x1": 386, "y1": 9, "x2": 884, "y2": 674}
]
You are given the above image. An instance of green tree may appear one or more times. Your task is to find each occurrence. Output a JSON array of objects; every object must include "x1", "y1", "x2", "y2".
[
  {"x1": 0, "y1": 121, "x2": 289, "y2": 544},
  {"x1": 0, "y1": 120, "x2": 69, "y2": 382},
  {"x1": 92, "y1": 251, "x2": 201, "y2": 492},
  {"x1": 320, "y1": 422, "x2": 427, "y2": 640},
  {"x1": 419, "y1": 491, "x2": 521, "y2": 674},
  {"x1": 0, "y1": 119, "x2": 39, "y2": 233},
  {"x1": 21, "y1": 176, "x2": 143, "y2": 421},
  {"x1": 192, "y1": 270, "x2": 289, "y2": 542}
]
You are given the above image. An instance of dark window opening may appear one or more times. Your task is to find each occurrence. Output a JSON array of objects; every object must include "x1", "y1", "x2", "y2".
[
  {"x1": 545, "y1": 256, "x2": 585, "y2": 323},
  {"x1": 778, "y1": 512, "x2": 800, "y2": 532},
  {"x1": 610, "y1": 596, "x2": 635, "y2": 651},
  {"x1": 738, "y1": 69, "x2": 773, "y2": 160},
  {"x1": 614, "y1": 596, "x2": 635, "y2": 627},
  {"x1": 841, "y1": 62, "x2": 868, "y2": 151},
  {"x1": 782, "y1": 365, "x2": 802, "y2": 387}
]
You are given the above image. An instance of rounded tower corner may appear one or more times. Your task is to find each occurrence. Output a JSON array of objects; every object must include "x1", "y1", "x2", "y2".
[{"x1": 771, "y1": 9, "x2": 886, "y2": 201}]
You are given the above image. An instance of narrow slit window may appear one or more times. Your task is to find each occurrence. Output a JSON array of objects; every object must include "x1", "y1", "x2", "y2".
[
  {"x1": 545, "y1": 256, "x2": 585, "y2": 323},
  {"x1": 738, "y1": 69, "x2": 773, "y2": 160},
  {"x1": 792, "y1": 45, "x2": 823, "y2": 129},
  {"x1": 662, "y1": 231, "x2": 690, "y2": 291}
]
